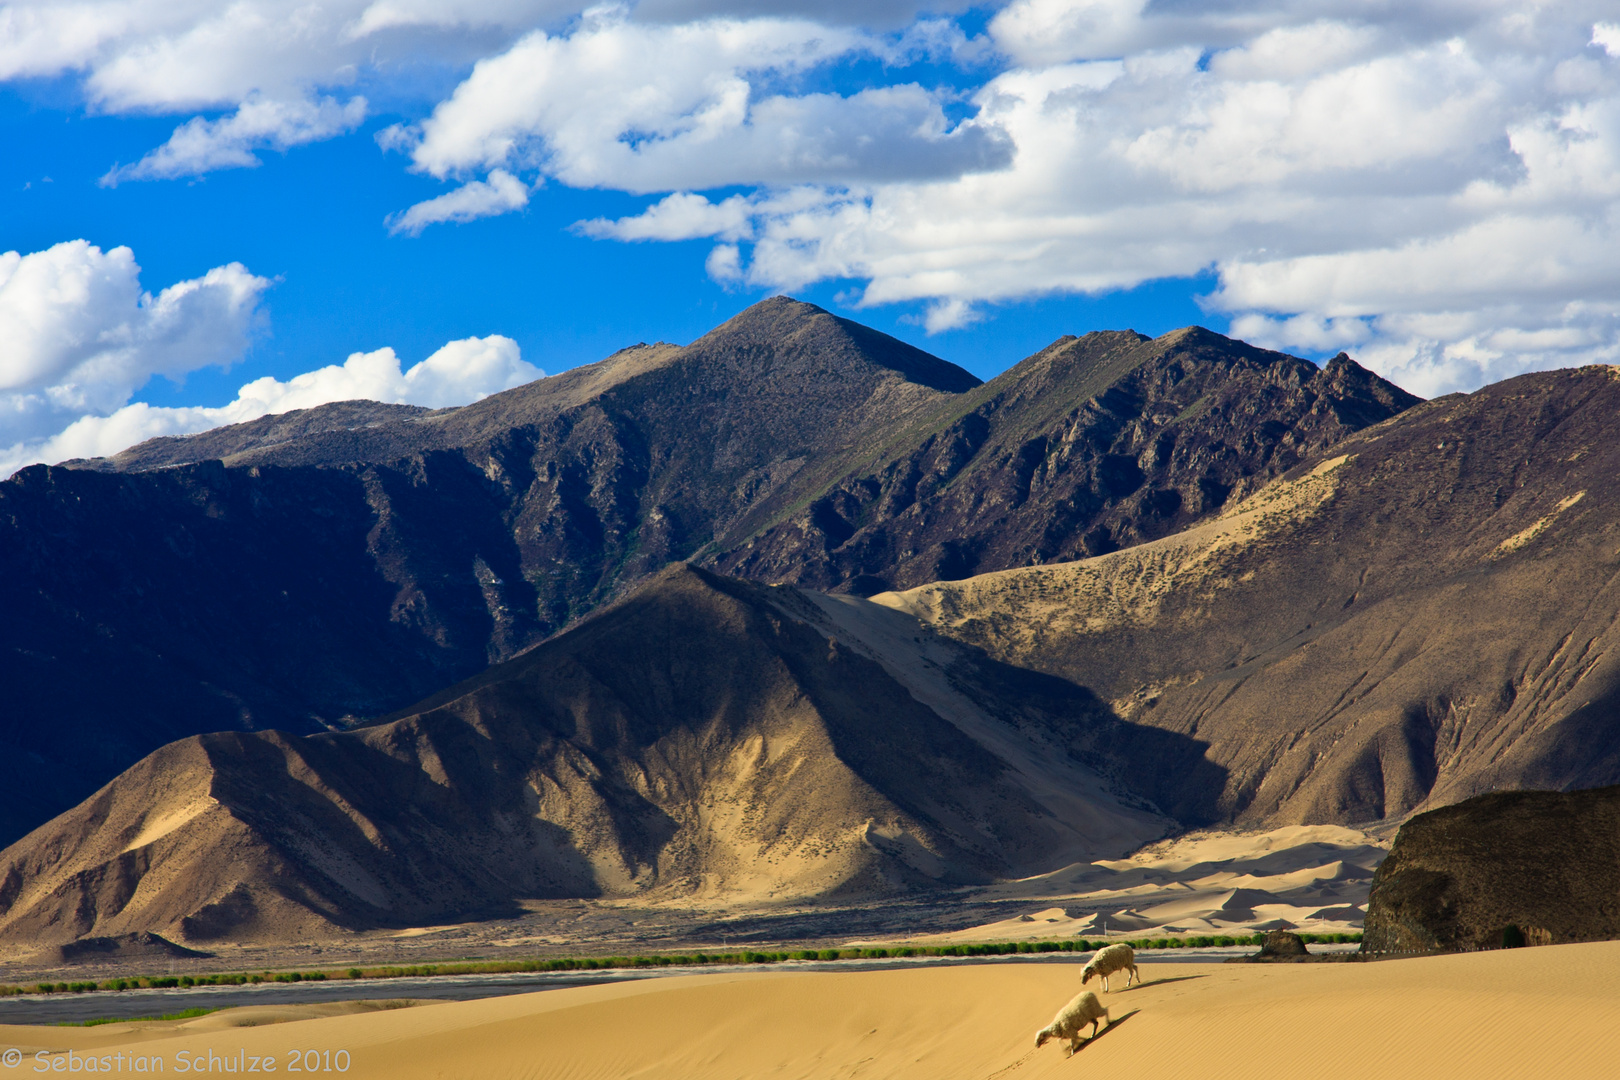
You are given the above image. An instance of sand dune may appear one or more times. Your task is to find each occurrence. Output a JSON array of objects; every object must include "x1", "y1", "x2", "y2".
[
  {"x1": 880, "y1": 824, "x2": 1387, "y2": 945},
  {"x1": 6, "y1": 942, "x2": 1617, "y2": 1079}
]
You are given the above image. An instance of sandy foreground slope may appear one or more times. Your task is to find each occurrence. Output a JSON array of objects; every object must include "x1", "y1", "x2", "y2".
[{"x1": 3, "y1": 942, "x2": 1616, "y2": 1080}]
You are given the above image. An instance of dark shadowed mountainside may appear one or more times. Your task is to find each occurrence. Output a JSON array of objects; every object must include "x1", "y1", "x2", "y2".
[
  {"x1": 711, "y1": 327, "x2": 1418, "y2": 594},
  {"x1": 1362, "y1": 785, "x2": 1620, "y2": 952},
  {"x1": 0, "y1": 565, "x2": 1167, "y2": 948},
  {"x1": 0, "y1": 299, "x2": 1412, "y2": 847},
  {"x1": 0, "y1": 299, "x2": 976, "y2": 846},
  {"x1": 880, "y1": 365, "x2": 1620, "y2": 827}
]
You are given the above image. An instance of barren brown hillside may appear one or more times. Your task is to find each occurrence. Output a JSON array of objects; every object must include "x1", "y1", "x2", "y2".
[
  {"x1": 877, "y1": 365, "x2": 1620, "y2": 826},
  {"x1": 0, "y1": 566, "x2": 1165, "y2": 947}
]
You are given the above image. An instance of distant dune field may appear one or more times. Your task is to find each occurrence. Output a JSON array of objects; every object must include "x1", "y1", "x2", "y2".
[{"x1": 4, "y1": 941, "x2": 1616, "y2": 1079}]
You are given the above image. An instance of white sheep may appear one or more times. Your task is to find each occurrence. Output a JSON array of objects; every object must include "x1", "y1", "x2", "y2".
[
  {"x1": 1034, "y1": 989, "x2": 1110, "y2": 1054},
  {"x1": 1081, "y1": 942, "x2": 1138, "y2": 992}
]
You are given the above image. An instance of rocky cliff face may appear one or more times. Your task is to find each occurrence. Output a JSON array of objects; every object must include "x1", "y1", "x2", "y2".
[
  {"x1": 880, "y1": 365, "x2": 1620, "y2": 827},
  {"x1": 1362, "y1": 785, "x2": 1620, "y2": 952},
  {"x1": 0, "y1": 299, "x2": 1412, "y2": 846},
  {"x1": 0, "y1": 565, "x2": 1166, "y2": 947},
  {"x1": 712, "y1": 327, "x2": 1418, "y2": 594}
]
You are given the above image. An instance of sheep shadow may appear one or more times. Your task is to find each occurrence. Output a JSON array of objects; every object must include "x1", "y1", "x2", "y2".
[
  {"x1": 1067, "y1": 1009, "x2": 1140, "y2": 1055},
  {"x1": 1113, "y1": 974, "x2": 1206, "y2": 993}
]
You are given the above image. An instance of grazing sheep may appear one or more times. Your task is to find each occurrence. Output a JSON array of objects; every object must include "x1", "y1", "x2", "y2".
[
  {"x1": 1035, "y1": 990, "x2": 1110, "y2": 1054},
  {"x1": 1081, "y1": 943, "x2": 1138, "y2": 991}
]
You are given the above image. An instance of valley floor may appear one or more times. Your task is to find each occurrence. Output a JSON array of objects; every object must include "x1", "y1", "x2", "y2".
[
  {"x1": 0, "y1": 823, "x2": 1380, "y2": 987},
  {"x1": 2, "y1": 941, "x2": 1614, "y2": 1079}
]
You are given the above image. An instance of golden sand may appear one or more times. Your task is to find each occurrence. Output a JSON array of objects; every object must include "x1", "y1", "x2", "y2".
[{"x1": 4, "y1": 941, "x2": 1617, "y2": 1079}]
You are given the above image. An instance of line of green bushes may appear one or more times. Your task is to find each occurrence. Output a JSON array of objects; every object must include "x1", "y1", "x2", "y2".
[
  {"x1": 0, "y1": 933, "x2": 1362, "y2": 996},
  {"x1": 14, "y1": 971, "x2": 330, "y2": 995},
  {"x1": 60, "y1": 1007, "x2": 217, "y2": 1027}
]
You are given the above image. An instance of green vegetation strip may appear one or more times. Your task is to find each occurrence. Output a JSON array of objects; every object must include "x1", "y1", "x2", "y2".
[
  {"x1": 0, "y1": 933, "x2": 1362, "y2": 997},
  {"x1": 59, "y1": 1008, "x2": 218, "y2": 1027}
]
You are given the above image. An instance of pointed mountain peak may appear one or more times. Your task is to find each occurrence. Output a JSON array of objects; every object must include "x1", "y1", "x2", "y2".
[
  {"x1": 700, "y1": 295, "x2": 831, "y2": 340},
  {"x1": 979, "y1": 327, "x2": 1156, "y2": 403},
  {"x1": 1149, "y1": 324, "x2": 1282, "y2": 361},
  {"x1": 687, "y1": 296, "x2": 979, "y2": 394},
  {"x1": 1153, "y1": 324, "x2": 1212, "y2": 346}
]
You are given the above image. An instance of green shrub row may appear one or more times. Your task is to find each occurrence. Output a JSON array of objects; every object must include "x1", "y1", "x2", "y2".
[
  {"x1": 345, "y1": 942, "x2": 1077, "y2": 977},
  {"x1": 1, "y1": 933, "x2": 1363, "y2": 996},
  {"x1": 26, "y1": 971, "x2": 330, "y2": 994},
  {"x1": 61, "y1": 1008, "x2": 216, "y2": 1028},
  {"x1": 333, "y1": 933, "x2": 1361, "y2": 979}
]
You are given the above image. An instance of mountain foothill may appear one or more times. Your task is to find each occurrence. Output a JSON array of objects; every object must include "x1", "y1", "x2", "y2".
[{"x1": 1, "y1": 296, "x2": 1615, "y2": 949}]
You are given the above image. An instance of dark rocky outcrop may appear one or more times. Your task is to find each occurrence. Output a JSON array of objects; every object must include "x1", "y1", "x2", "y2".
[
  {"x1": 1228, "y1": 928, "x2": 1357, "y2": 962},
  {"x1": 1362, "y1": 786, "x2": 1620, "y2": 953},
  {"x1": 1256, "y1": 930, "x2": 1309, "y2": 958}
]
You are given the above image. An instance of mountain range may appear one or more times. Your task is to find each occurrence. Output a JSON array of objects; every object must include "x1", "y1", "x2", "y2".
[
  {"x1": 879, "y1": 363, "x2": 1620, "y2": 825},
  {"x1": 0, "y1": 298, "x2": 1413, "y2": 847},
  {"x1": 4, "y1": 297, "x2": 1617, "y2": 950}
]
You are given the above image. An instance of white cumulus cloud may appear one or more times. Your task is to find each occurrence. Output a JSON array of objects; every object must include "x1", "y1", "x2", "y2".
[
  {"x1": 0, "y1": 0, "x2": 580, "y2": 177},
  {"x1": 388, "y1": 169, "x2": 532, "y2": 234},
  {"x1": 0, "y1": 239, "x2": 543, "y2": 478},
  {"x1": 551, "y1": 2, "x2": 1620, "y2": 397},
  {"x1": 0, "y1": 333, "x2": 542, "y2": 478},
  {"x1": 104, "y1": 94, "x2": 369, "y2": 183},
  {"x1": 1594, "y1": 22, "x2": 1620, "y2": 57},
  {"x1": 575, "y1": 191, "x2": 756, "y2": 241},
  {"x1": 383, "y1": 6, "x2": 1005, "y2": 213},
  {"x1": 228, "y1": 334, "x2": 540, "y2": 411},
  {"x1": 0, "y1": 0, "x2": 984, "y2": 181},
  {"x1": 0, "y1": 240, "x2": 269, "y2": 441}
]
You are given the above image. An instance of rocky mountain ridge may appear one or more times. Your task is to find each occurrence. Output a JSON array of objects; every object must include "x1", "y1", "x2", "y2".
[
  {"x1": 712, "y1": 326, "x2": 1418, "y2": 593},
  {"x1": 0, "y1": 298, "x2": 1413, "y2": 846}
]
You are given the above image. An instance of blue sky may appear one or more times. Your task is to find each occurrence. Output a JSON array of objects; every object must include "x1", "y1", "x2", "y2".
[
  {"x1": 1, "y1": 86, "x2": 1207, "y2": 389},
  {"x1": 2, "y1": 1, "x2": 1618, "y2": 475}
]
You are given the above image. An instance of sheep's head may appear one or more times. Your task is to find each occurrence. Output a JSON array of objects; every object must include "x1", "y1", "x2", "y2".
[
  {"x1": 1035, "y1": 1027, "x2": 1053, "y2": 1048},
  {"x1": 1080, "y1": 965, "x2": 1097, "y2": 984}
]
